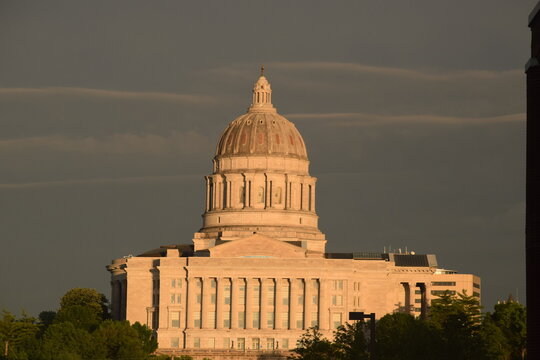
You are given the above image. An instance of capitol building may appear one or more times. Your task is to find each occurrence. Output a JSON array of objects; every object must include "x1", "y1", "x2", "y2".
[{"x1": 107, "y1": 70, "x2": 480, "y2": 356}]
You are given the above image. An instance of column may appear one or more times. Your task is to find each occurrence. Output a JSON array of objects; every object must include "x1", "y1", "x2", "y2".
[
  {"x1": 186, "y1": 277, "x2": 196, "y2": 328},
  {"x1": 275, "y1": 278, "x2": 284, "y2": 330},
  {"x1": 265, "y1": 175, "x2": 271, "y2": 208},
  {"x1": 205, "y1": 177, "x2": 210, "y2": 211},
  {"x1": 201, "y1": 277, "x2": 211, "y2": 328},
  {"x1": 245, "y1": 278, "x2": 254, "y2": 329},
  {"x1": 289, "y1": 278, "x2": 298, "y2": 330},
  {"x1": 319, "y1": 279, "x2": 329, "y2": 330},
  {"x1": 181, "y1": 278, "x2": 188, "y2": 329},
  {"x1": 216, "y1": 177, "x2": 223, "y2": 210},
  {"x1": 416, "y1": 282, "x2": 427, "y2": 320},
  {"x1": 260, "y1": 278, "x2": 269, "y2": 328},
  {"x1": 216, "y1": 277, "x2": 224, "y2": 329},
  {"x1": 231, "y1": 278, "x2": 239, "y2": 328},
  {"x1": 304, "y1": 278, "x2": 312, "y2": 330},
  {"x1": 401, "y1": 282, "x2": 413, "y2": 314},
  {"x1": 311, "y1": 181, "x2": 316, "y2": 212}
]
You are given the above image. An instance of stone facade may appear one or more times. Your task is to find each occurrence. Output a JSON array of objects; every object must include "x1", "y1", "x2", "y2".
[{"x1": 107, "y1": 70, "x2": 481, "y2": 355}]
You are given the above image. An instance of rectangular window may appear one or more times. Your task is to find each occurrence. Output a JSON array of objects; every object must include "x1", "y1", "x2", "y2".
[
  {"x1": 170, "y1": 311, "x2": 180, "y2": 328},
  {"x1": 238, "y1": 311, "x2": 245, "y2": 328},
  {"x1": 415, "y1": 290, "x2": 421, "y2": 294},
  {"x1": 252, "y1": 338, "x2": 260, "y2": 350},
  {"x1": 312, "y1": 295, "x2": 318, "y2": 305},
  {"x1": 211, "y1": 279, "x2": 217, "y2": 288},
  {"x1": 239, "y1": 284, "x2": 246, "y2": 305},
  {"x1": 223, "y1": 337, "x2": 230, "y2": 349},
  {"x1": 298, "y1": 295, "x2": 304, "y2": 306},
  {"x1": 415, "y1": 299, "x2": 422, "y2": 303},
  {"x1": 296, "y1": 313, "x2": 303, "y2": 329},
  {"x1": 223, "y1": 312, "x2": 230, "y2": 328},
  {"x1": 170, "y1": 293, "x2": 181, "y2": 304},
  {"x1": 332, "y1": 295, "x2": 343, "y2": 306},
  {"x1": 414, "y1": 307, "x2": 422, "y2": 312},
  {"x1": 196, "y1": 293, "x2": 202, "y2": 305},
  {"x1": 237, "y1": 338, "x2": 245, "y2": 350},
  {"x1": 282, "y1": 312, "x2": 289, "y2": 328},
  {"x1": 208, "y1": 337, "x2": 215, "y2": 348},
  {"x1": 193, "y1": 337, "x2": 200, "y2": 348},
  {"x1": 311, "y1": 312, "x2": 318, "y2": 327},
  {"x1": 170, "y1": 337, "x2": 179, "y2": 348},
  {"x1": 332, "y1": 313, "x2": 342, "y2": 329},
  {"x1": 253, "y1": 312, "x2": 260, "y2": 328},
  {"x1": 193, "y1": 312, "x2": 201, "y2": 328},
  {"x1": 224, "y1": 284, "x2": 231, "y2": 305},
  {"x1": 281, "y1": 338, "x2": 289, "y2": 349},
  {"x1": 332, "y1": 280, "x2": 344, "y2": 290},
  {"x1": 266, "y1": 338, "x2": 275, "y2": 350},
  {"x1": 473, "y1": 283, "x2": 481, "y2": 289},
  {"x1": 281, "y1": 289, "x2": 289, "y2": 306},
  {"x1": 267, "y1": 312, "x2": 274, "y2": 328},
  {"x1": 431, "y1": 290, "x2": 456, "y2": 296},
  {"x1": 196, "y1": 279, "x2": 202, "y2": 288},
  {"x1": 253, "y1": 284, "x2": 261, "y2": 305},
  {"x1": 267, "y1": 285, "x2": 275, "y2": 306},
  {"x1": 211, "y1": 293, "x2": 216, "y2": 305},
  {"x1": 431, "y1": 281, "x2": 456, "y2": 286},
  {"x1": 473, "y1": 292, "x2": 480, "y2": 298}
]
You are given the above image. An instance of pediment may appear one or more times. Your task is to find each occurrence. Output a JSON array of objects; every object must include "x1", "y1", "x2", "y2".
[{"x1": 209, "y1": 234, "x2": 307, "y2": 258}]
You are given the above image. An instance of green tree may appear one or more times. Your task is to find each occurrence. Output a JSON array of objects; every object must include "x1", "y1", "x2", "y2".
[
  {"x1": 429, "y1": 291, "x2": 483, "y2": 360},
  {"x1": 0, "y1": 310, "x2": 40, "y2": 360},
  {"x1": 39, "y1": 322, "x2": 102, "y2": 360},
  {"x1": 333, "y1": 321, "x2": 369, "y2": 360},
  {"x1": 131, "y1": 321, "x2": 158, "y2": 354},
  {"x1": 376, "y1": 312, "x2": 441, "y2": 360},
  {"x1": 93, "y1": 320, "x2": 147, "y2": 360},
  {"x1": 478, "y1": 315, "x2": 511, "y2": 360},
  {"x1": 290, "y1": 327, "x2": 336, "y2": 360},
  {"x1": 55, "y1": 288, "x2": 109, "y2": 331},
  {"x1": 489, "y1": 298, "x2": 527, "y2": 360}
]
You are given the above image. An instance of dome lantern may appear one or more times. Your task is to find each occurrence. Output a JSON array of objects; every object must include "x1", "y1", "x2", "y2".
[{"x1": 249, "y1": 65, "x2": 274, "y2": 112}]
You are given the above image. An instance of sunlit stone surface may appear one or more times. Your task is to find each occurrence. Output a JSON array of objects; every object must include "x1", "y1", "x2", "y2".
[{"x1": 107, "y1": 71, "x2": 480, "y2": 356}]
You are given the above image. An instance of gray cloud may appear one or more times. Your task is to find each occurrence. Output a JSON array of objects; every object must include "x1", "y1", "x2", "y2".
[
  {"x1": 0, "y1": 173, "x2": 200, "y2": 190},
  {"x1": 0, "y1": 87, "x2": 216, "y2": 104},
  {"x1": 287, "y1": 112, "x2": 525, "y2": 126},
  {"x1": 0, "y1": 131, "x2": 210, "y2": 155}
]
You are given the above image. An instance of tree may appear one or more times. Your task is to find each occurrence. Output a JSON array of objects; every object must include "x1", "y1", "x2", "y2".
[
  {"x1": 131, "y1": 321, "x2": 158, "y2": 354},
  {"x1": 429, "y1": 291, "x2": 483, "y2": 360},
  {"x1": 55, "y1": 288, "x2": 109, "y2": 331},
  {"x1": 290, "y1": 327, "x2": 336, "y2": 360},
  {"x1": 93, "y1": 320, "x2": 147, "y2": 360},
  {"x1": 333, "y1": 321, "x2": 368, "y2": 360},
  {"x1": 0, "y1": 310, "x2": 40, "y2": 360},
  {"x1": 489, "y1": 298, "x2": 527, "y2": 360},
  {"x1": 375, "y1": 312, "x2": 441, "y2": 360},
  {"x1": 39, "y1": 322, "x2": 102, "y2": 360}
]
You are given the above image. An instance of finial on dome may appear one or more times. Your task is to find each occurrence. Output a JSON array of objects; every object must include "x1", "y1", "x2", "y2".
[{"x1": 260, "y1": 65, "x2": 265, "y2": 76}]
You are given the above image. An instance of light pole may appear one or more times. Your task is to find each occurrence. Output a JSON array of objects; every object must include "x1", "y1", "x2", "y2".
[{"x1": 349, "y1": 312, "x2": 376, "y2": 360}]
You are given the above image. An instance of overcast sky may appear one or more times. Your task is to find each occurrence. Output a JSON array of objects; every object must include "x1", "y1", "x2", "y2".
[{"x1": 0, "y1": 0, "x2": 535, "y2": 315}]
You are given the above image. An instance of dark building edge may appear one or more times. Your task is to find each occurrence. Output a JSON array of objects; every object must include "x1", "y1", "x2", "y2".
[{"x1": 527, "y1": 2, "x2": 540, "y2": 358}]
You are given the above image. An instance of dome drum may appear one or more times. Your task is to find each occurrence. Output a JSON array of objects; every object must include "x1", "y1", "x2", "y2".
[{"x1": 196, "y1": 72, "x2": 325, "y2": 252}]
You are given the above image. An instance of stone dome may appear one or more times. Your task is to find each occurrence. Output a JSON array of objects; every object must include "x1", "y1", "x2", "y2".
[{"x1": 215, "y1": 72, "x2": 308, "y2": 160}]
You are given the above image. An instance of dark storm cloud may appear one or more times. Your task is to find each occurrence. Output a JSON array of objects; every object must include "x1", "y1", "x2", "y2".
[{"x1": 0, "y1": 0, "x2": 534, "y2": 314}]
